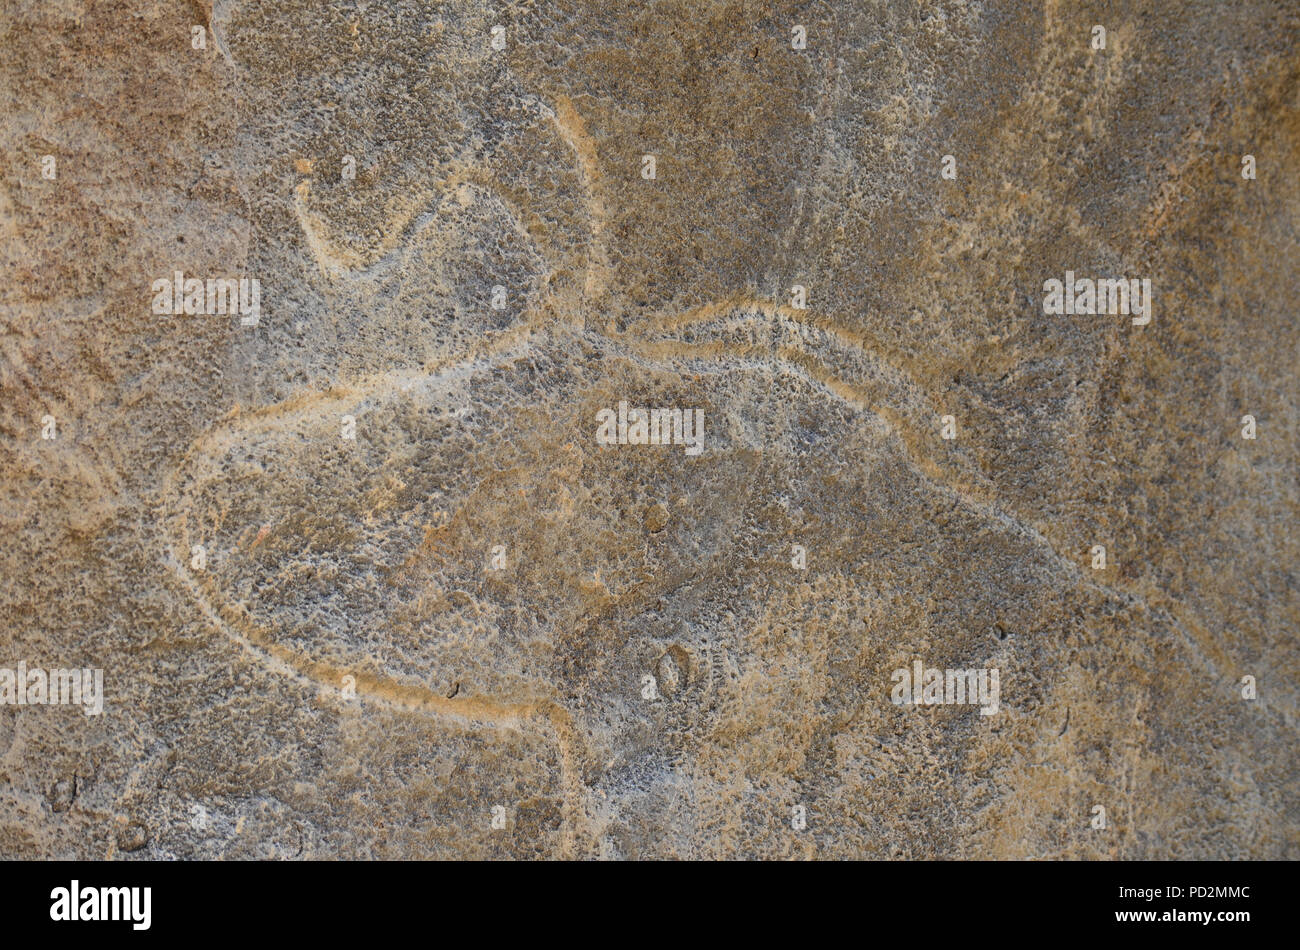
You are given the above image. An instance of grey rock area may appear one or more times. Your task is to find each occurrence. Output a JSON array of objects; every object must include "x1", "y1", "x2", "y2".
[{"x1": 0, "y1": 0, "x2": 1297, "y2": 859}]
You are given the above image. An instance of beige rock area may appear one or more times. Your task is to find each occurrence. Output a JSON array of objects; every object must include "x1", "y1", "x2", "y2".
[{"x1": 1, "y1": 0, "x2": 1297, "y2": 860}]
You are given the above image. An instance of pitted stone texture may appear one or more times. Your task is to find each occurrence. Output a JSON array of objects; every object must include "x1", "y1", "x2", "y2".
[{"x1": 1, "y1": 0, "x2": 1296, "y2": 859}]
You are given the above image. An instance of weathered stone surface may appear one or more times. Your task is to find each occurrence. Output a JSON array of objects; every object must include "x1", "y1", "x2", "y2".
[{"x1": 1, "y1": 0, "x2": 1296, "y2": 859}]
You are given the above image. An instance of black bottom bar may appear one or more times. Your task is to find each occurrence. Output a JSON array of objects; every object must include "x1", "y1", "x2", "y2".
[{"x1": 0, "y1": 859, "x2": 1273, "y2": 938}]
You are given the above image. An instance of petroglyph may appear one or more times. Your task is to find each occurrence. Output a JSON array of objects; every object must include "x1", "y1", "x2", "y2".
[{"x1": 6, "y1": 0, "x2": 1296, "y2": 862}]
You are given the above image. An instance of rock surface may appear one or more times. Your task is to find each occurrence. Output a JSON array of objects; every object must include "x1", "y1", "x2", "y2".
[{"x1": 1, "y1": 0, "x2": 1297, "y2": 859}]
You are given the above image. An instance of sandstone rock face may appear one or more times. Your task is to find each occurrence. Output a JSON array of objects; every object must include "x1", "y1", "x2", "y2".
[{"x1": 1, "y1": 0, "x2": 1296, "y2": 860}]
